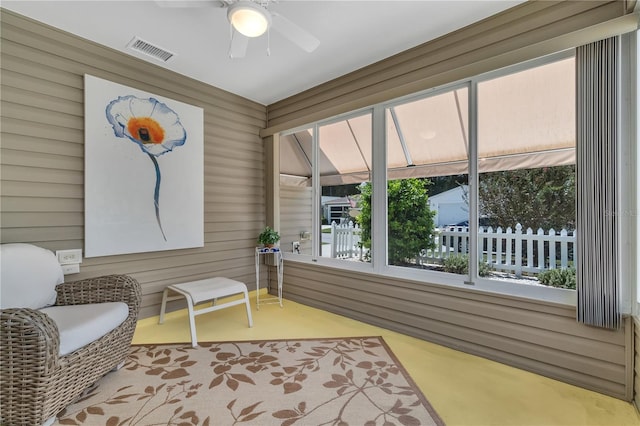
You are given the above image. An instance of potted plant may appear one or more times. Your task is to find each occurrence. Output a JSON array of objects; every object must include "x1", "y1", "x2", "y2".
[{"x1": 257, "y1": 226, "x2": 280, "y2": 248}]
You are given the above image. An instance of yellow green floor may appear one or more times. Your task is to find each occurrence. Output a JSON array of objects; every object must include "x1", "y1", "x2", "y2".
[{"x1": 134, "y1": 291, "x2": 639, "y2": 426}]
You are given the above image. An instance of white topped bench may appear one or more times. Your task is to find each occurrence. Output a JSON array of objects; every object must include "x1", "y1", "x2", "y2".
[{"x1": 158, "y1": 277, "x2": 253, "y2": 347}]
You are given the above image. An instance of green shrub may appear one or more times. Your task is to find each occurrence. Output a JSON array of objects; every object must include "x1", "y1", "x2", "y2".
[
  {"x1": 537, "y1": 267, "x2": 576, "y2": 289},
  {"x1": 443, "y1": 255, "x2": 468, "y2": 274},
  {"x1": 358, "y1": 179, "x2": 436, "y2": 265},
  {"x1": 478, "y1": 261, "x2": 492, "y2": 277},
  {"x1": 443, "y1": 254, "x2": 492, "y2": 277}
]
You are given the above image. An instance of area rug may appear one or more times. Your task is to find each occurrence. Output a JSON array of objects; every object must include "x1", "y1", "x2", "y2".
[{"x1": 55, "y1": 337, "x2": 444, "y2": 426}]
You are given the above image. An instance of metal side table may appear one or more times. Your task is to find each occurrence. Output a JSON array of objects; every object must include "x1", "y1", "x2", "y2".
[{"x1": 255, "y1": 247, "x2": 283, "y2": 309}]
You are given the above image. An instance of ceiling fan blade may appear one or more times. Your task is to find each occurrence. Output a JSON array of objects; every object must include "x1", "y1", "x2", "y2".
[
  {"x1": 229, "y1": 29, "x2": 249, "y2": 58},
  {"x1": 271, "y1": 12, "x2": 320, "y2": 53}
]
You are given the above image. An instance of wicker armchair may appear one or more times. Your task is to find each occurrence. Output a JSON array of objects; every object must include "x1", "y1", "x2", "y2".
[{"x1": 0, "y1": 245, "x2": 141, "y2": 426}]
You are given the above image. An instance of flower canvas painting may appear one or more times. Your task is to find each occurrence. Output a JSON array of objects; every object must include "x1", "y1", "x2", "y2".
[{"x1": 84, "y1": 75, "x2": 204, "y2": 257}]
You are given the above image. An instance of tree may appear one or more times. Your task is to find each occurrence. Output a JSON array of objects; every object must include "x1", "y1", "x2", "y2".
[
  {"x1": 429, "y1": 174, "x2": 468, "y2": 196},
  {"x1": 478, "y1": 165, "x2": 575, "y2": 230},
  {"x1": 358, "y1": 178, "x2": 436, "y2": 265},
  {"x1": 322, "y1": 183, "x2": 361, "y2": 197}
]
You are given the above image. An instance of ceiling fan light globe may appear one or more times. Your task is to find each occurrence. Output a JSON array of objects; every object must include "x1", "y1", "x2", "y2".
[{"x1": 228, "y1": 3, "x2": 271, "y2": 38}]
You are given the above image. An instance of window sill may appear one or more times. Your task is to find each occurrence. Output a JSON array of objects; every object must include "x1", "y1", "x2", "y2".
[{"x1": 282, "y1": 253, "x2": 577, "y2": 307}]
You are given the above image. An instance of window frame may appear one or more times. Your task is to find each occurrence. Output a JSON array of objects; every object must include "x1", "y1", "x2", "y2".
[
  {"x1": 280, "y1": 50, "x2": 583, "y2": 306},
  {"x1": 280, "y1": 108, "x2": 375, "y2": 273},
  {"x1": 379, "y1": 81, "x2": 472, "y2": 280}
]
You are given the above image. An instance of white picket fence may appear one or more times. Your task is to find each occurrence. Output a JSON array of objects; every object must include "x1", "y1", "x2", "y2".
[
  {"x1": 422, "y1": 223, "x2": 576, "y2": 277},
  {"x1": 330, "y1": 221, "x2": 362, "y2": 259},
  {"x1": 329, "y1": 221, "x2": 575, "y2": 276}
]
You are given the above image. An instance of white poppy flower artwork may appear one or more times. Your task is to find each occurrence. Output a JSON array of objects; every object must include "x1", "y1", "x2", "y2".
[
  {"x1": 106, "y1": 95, "x2": 187, "y2": 157},
  {"x1": 84, "y1": 75, "x2": 204, "y2": 257},
  {"x1": 106, "y1": 95, "x2": 187, "y2": 241}
]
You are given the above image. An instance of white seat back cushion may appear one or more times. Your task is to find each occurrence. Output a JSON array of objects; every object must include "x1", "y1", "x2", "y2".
[
  {"x1": 39, "y1": 302, "x2": 129, "y2": 356},
  {"x1": 0, "y1": 243, "x2": 64, "y2": 309}
]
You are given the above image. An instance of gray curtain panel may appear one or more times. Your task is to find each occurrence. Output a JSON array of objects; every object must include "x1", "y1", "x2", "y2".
[{"x1": 576, "y1": 36, "x2": 621, "y2": 330}]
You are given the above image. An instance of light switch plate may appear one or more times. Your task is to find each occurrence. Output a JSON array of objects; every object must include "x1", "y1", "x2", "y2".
[{"x1": 56, "y1": 249, "x2": 83, "y2": 265}]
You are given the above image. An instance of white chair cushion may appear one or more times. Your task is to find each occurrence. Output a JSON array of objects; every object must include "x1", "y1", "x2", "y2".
[
  {"x1": 0, "y1": 243, "x2": 64, "y2": 309},
  {"x1": 40, "y1": 302, "x2": 129, "y2": 356}
]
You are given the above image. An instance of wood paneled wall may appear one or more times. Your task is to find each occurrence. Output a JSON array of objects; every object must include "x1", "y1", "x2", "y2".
[
  {"x1": 264, "y1": 1, "x2": 634, "y2": 136},
  {"x1": 279, "y1": 185, "x2": 312, "y2": 255},
  {"x1": 280, "y1": 261, "x2": 632, "y2": 400},
  {"x1": 0, "y1": 9, "x2": 267, "y2": 319}
]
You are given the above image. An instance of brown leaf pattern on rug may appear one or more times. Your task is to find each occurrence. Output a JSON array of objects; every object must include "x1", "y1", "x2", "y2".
[{"x1": 55, "y1": 337, "x2": 444, "y2": 426}]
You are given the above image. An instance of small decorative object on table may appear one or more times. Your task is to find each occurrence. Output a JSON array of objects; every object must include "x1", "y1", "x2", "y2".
[{"x1": 257, "y1": 226, "x2": 280, "y2": 248}]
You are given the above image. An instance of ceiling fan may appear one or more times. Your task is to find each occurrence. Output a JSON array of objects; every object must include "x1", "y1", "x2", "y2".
[{"x1": 157, "y1": 0, "x2": 320, "y2": 58}]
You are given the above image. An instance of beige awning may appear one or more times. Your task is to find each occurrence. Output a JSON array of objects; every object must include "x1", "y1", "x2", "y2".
[{"x1": 280, "y1": 57, "x2": 575, "y2": 187}]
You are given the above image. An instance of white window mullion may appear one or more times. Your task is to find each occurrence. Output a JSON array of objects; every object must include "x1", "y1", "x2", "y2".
[
  {"x1": 467, "y1": 81, "x2": 478, "y2": 284},
  {"x1": 311, "y1": 124, "x2": 320, "y2": 260},
  {"x1": 371, "y1": 105, "x2": 387, "y2": 273}
]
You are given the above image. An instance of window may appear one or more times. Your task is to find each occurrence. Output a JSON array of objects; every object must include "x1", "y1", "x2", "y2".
[
  {"x1": 279, "y1": 112, "x2": 372, "y2": 263},
  {"x1": 318, "y1": 113, "x2": 372, "y2": 262},
  {"x1": 383, "y1": 86, "x2": 470, "y2": 276},
  {"x1": 476, "y1": 57, "x2": 576, "y2": 287},
  {"x1": 278, "y1": 52, "x2": 579, "y2": 302}
]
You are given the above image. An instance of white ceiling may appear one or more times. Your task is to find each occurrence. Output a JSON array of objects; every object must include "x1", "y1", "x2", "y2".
[{"x1": 2, "y1": 0, "x2": 524, "y2": 105}]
